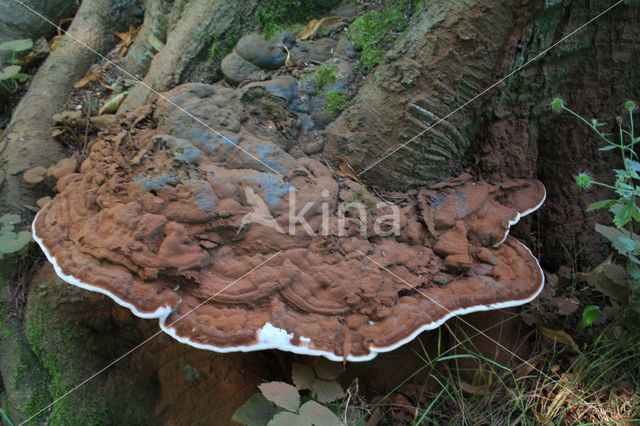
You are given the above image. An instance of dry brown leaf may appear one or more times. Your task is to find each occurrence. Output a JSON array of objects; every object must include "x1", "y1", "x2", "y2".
[
  {"x1": 550, "y1": 297, "x2": 579, "y2": 316},
  {"x1": 52, "y1": 110, "x2": 82, "y2": 123},
  {"x1": 291, "y1": 363, "x2": 314, "y2": 390},
  {"x1": 537, "y1": 325, "x2": 578, "y2": 350},
  {"x1": 296, "y1": 16, "x2": 343, "y2": 41},
  {"x1": 49, "y1": 34, "x2": 64, "y2": 51},
  {"x1": 90, "y1": 114, "x2": 117, "y2": 130},
  {"x1": 314, "y1": 358, "x2": 342, "y2": 380},
  {"x1": 328, "y1": 155, "x2": 363, "y2": 184},
  {"x1": 114, "y1": 25, "x2": 139, "y2": 56},
  {"x1": 514, "y1": 355, "x2": 542, "y2": 378},
  {"x1": 457, "y1": 380, "x2": 490, "y2": 396},
  {"x1": 74, "y1": 71, "x2": 97, "y2": 89}
]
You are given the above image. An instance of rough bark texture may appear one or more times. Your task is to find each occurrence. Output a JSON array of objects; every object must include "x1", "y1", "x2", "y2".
[
  {"x1": 120, "y1": 0, "x2": 259, "y2": 112},
  {"x1": 0, "y1": 0, "x2": 117, "y2": 215},
  {"x1": 476, "y1": 0, "x2": 640, "y2": 268},
  {"x1": 325, "y1": 0, "x2": 539, "y2": 188}
]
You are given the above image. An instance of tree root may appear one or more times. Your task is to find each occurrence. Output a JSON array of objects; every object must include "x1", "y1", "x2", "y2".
[{"x1": 0, "y1": 0, "x2": 117, "y2": 214}]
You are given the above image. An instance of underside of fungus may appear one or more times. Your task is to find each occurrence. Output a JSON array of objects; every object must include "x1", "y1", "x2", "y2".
[{"x1": 33, "y1": 84, "x2": 546, "y2": 361}]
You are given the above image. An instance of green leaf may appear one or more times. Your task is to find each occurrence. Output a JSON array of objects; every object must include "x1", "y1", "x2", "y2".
[
  {"x1": 310, "y1": 379, "x2": 346, "y2": 404},
  {"x1": 0, "y1": 38, "x2": 33, "y2": 52},
  {"x1": 299, "y1": 401, "x2": 342, "y2": 426},
  {"x1": 14, "y1": 73, "x2": 30, "y2": 83},
  {"x1": 586, "y1": 199, "x2": 618, "y2": 211},
  {"x1": 98, "y1": 91, "x2": 128, "y2": 114},
  {"x1": 599, "y1": 145, "x2": 619, "y2": 151},
  {"x1": 580, "y1": 305, "x2": 601, "y2": 329},
  {"x1": 0, "y1": 65, "x2": 21, "y2": 80},
  {"x1": 0, "y1": 231, "x2": 32, "y2": 254},
  {"x1": 611, "y1": 200, "x2": 638, "y2": 228},
  {"x1": 595, "y1": 224, "x2": 640, "y2": 255},
  {"x1": 259, "y1": 382, "x2": 300, "y2": 412},
  {"x1": 232, "y1": 393, "x2": 277, "y2": 426},
  {"x1": 268, "y1": 412, "x2": 310, "y2": 426},
  {"x1": 0, "y1": 214, "x2": 21, "y2": 225}
]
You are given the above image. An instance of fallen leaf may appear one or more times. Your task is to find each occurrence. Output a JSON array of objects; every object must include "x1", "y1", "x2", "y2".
[
  {"x1": 74, "y1": 71, "x2": 97, "y2": 89},
  {"x1": 537, "y1": 325, "x2": 578, "y2": 350},
  {"x1": 291, "y1": 363, "x2": 314, "y2": 390},
  {"x1": 52, "y1": 110, "x2": 82, "y2": 122},
  {"x1": 550, "y1": 297, "x2": 579, "y2": 316},
  {"x1": 457, "y1": 380, "x2": 490, "y2": 396},
  {"x1": 147, "y1": 34, "x2": 165, "y2": 52},
  {"x1": 328, "y1": 155, "x2": 363, "y2": 184},
  {"x1": 90, "y1": 114, "x2": 117, "y2": 130},
  {"x1": 114, "y1": 25, "x2": 139, "y2": 56},
  {"x1": 51, "y1": 127, "x2": 68, "y2": 137},
  {"x1": 296, "y1": 16, "x2": 343, "y2": 41},
  {"x1": 99, "y1": 92, "x2": 128, "y2": 115},
  {"x1": 314, "y1": 358, "x2": 342, "y2": 380},
  {"x1": 49, "y1": 34, "x2": 64, "y2": 51}
]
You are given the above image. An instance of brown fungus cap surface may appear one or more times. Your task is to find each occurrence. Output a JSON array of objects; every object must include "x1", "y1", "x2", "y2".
[{"x1": 33, "y1": 84, "x2": 546, "y2": 361}]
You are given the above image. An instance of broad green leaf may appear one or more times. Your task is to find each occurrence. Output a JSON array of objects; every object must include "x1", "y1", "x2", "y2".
[
  {"x1": 291, "y1": 363, "x2": 315, "y2": 390},
  {"x1": 0, "y1": 231, "x2": 32, "y2": 254},
  {"x1": 586, "y1": 199, "x2": 617, "y2": 211},
  {"x1": 259, "y1": 382, "x2": 300, "y2": 412},
  {"x1": 299, "y1": 401, "x2": 342, "y2": 426},
  {"x1": 0, "y1": 224, "x2": 14, "y2": 234},
  {"x1": 595, "y1": 224, "x2": 640, "y2": 255},
  {"x1": 611, "y1": 200, "x2": 638, "y2": 228},
  {"x1": 310, "y1": 379, "x2": 345, "y2": 404},
  {"x1": 580, "y1": 305, "x2": 601, "y2": 329},
  {"x1": 0, "y1": 39, "x2": 33, "y2": 52},
  {"x1": 268, "y1": 412, "x2": 309, "y2": 426},
  {"x1": 0, "y1": 214, "x2": 21, "y2": 225},
  {"x1": 0, "y1": 65, "x2": 20, "y2": 80},
  {"x1": 232, "y1": 393, "x2": 277, "y2": 426},
  {"x1": 14, "y1": 73, "x2": 30, "y2": 83}
]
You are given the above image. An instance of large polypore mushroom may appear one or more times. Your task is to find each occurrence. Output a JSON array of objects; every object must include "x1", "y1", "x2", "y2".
[{"x1": 33, "y1": 84, "x2": 546, "y2": 361}]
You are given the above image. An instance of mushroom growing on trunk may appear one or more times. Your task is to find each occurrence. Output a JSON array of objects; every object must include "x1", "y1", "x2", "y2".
[{"x1": 33, "y1": 83, "x2": 545, "y2": 361}]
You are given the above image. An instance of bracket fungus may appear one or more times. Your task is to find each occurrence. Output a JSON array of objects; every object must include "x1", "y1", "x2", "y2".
[{"x1": 33, "y1": 83, "x2": 546, "y2": 361}]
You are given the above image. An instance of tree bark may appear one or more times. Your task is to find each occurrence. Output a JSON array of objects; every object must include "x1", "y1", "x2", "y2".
[{"x1": 0, "y1": 0, "x2": 117, "y2": 215}]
